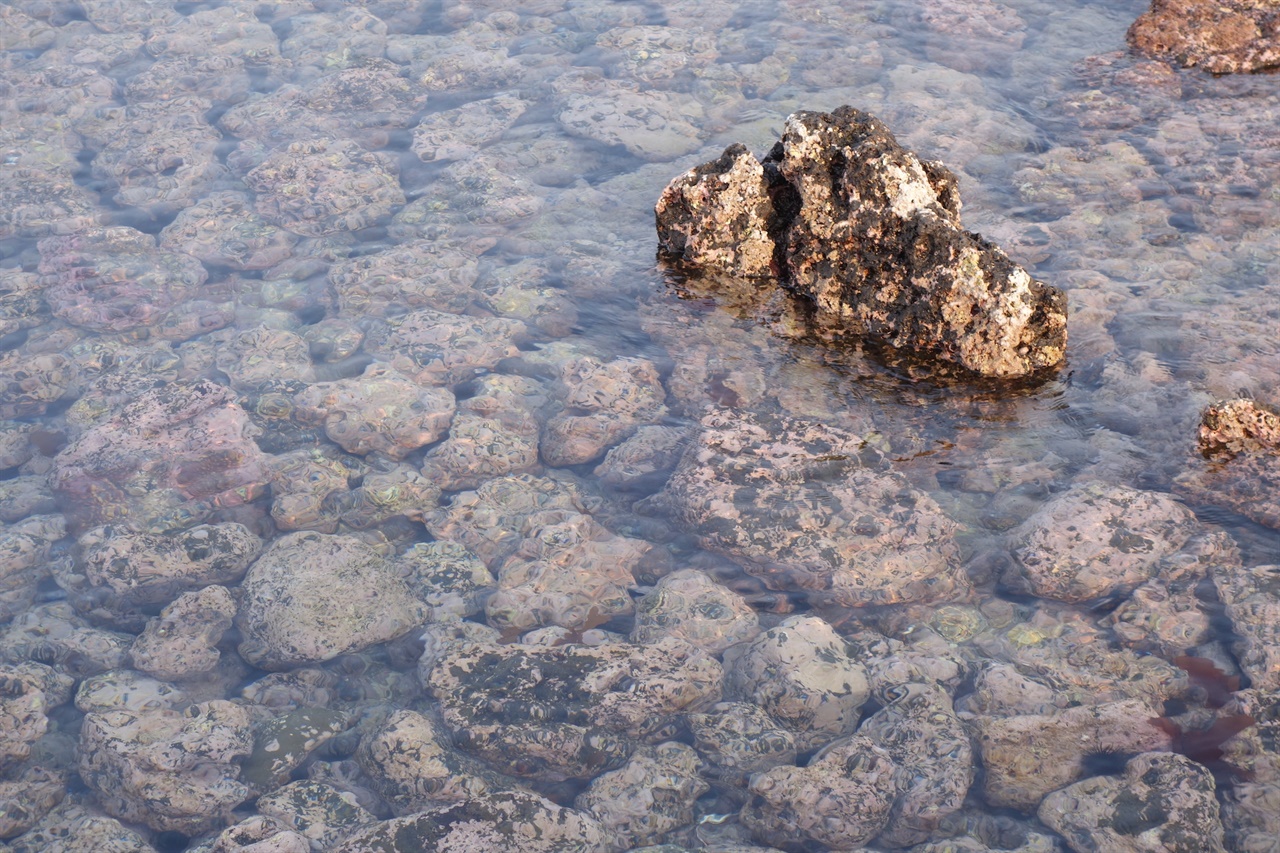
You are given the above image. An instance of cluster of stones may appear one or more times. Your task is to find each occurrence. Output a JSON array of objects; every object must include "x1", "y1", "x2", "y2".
[{"x1": 654, "y1": 106, "x2": 1069, "y2": 379}]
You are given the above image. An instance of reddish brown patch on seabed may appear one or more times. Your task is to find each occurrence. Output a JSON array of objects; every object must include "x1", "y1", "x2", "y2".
[{"x1": 1149, "y1": 655, "x2": 1255, "y2": 781}]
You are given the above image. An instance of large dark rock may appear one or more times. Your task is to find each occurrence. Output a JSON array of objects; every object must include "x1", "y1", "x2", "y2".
[
  {"x1": 1128, "y1": 0, "x2": 1280, "y2": 74},
  {"x1": 655, "y1": 106, "x2": 1067, "y2": 379}
]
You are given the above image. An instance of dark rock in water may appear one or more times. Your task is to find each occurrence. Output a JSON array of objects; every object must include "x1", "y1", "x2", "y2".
[
  {"x1": 1128, "y1": 0, "x2": 1280, "y2": 74},
  {"x1": 655, "y1": 106, "x2": 1068, "y2": 379}
]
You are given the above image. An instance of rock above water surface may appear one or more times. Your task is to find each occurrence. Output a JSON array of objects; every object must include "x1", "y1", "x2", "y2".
[
  {"x1": 1176, "y1": 397, "x2": 1280, "y2": 529},
  {"x1": 655, "y1": 106, "x2": 1067, "y2": 378},
  {"x1": 1128, "y1": 0, "x2": 1280, "y2": 73}
]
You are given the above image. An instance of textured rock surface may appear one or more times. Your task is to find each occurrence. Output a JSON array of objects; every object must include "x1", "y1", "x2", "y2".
[
  {"x1": 1212, "y1": 563, "x2": 1280, "y2": 691},
  {"x1": 655, "y1": 106, "x2": 1068, "y2": 378},
  {"x1": 574, "y1": 742, "x2": 707, "y2": 850},
  {"x1": 1177, "y1": 398, "x2": 1280, "y2": 529},
  {"x1": 1128, "y1": 0, "x2": 1280, "y2": 73},
  {"x1": 649, "y1": 408, "x2": 966, "y2": 608},
  {"x1": 1039, "y1": 752, "x2": 1226, "y2": 852},
  {"x1": 630, "y1": 568, "x2": 760, "y2": 654},
  {"x1": 129, "y1": 585, "x2": 237, "y2": 681}
]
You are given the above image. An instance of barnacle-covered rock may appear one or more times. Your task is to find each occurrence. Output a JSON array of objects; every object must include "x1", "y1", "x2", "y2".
[
  {"x1": 236, "y1": 531, "x2": 427, "y2": 669},
  {"x1": 975, "y1": 699, "x2": 1175, "y2": 812},
  {"x1": 221, "y1": 59, "x2": 425, "y2": 150},
  {"x1": 1212, "y1": 563, "x2": 1280, "y2": 691},
  {"x1": 553, "y1": 72, "x2": 706, "y2": 162},
  {"x1": 329, "y1": 237, "x2": 487, "y2": 319},
  {"x1": 420, "y1": 374, "x2": 545, "y2": 491},
  {"x1": 542, "y1": 355, "x2": 668, "y2": 467},
  {"x1": 426, "y1": 636, "x2": 721, "y2": 781},
  {"x1": 1039, "y1": 752, "x2": 1225, "y2": 851},
  {"x1": 78, "y1": 699, "x2": 253, "y2": 834},
  {"x1": 255, "y1": 780, "x2": 375, "y2": 850},
  {"x1": 686, "y1": 701, "x2": 797, "y2": 785},
  {"x1": 332, "y1": 790, "x2": 607, "y2": 853},
  {"x1": 860, "y1": 682, "x2": 973, "y2": 847},
  {"x1": 129, "y1": 585, "x2": 237, "y2": 681},
  {"x1": 0, "y1": 514, "x2": 64, "y2": 621},
  {"x1": 1, "y1": 603, "x2": 132, "y2": 678},
  {"x1": 485, "y1": 509, "x2": 648, "y2": 633},
  {"x1": 741, "y1": 734, "x2": 901, "y2": 849},
  {"x1": 1006, "y1": 482, "x2": 1199, "y2": 603},
  {"x1": 37, "y1": 227, "x2": 206, "y2": 333},
  {"x1": 575, "y1": 742, "x2": 707, "y2": 849},
  {"x1": 292, "y1": 363, "x2": 456, "y2": 460},
  {"x1": 89, "y1": 98, "x2": 227, "y2": 214},
  {"x1": 0, "y1": 350, "x2": 79, "y2": 420},
  {"x1": 1128, "y1": 0, "x2": 1280, "y2": 73},
  {"x1": 244, "y1": 137, "x2": 405, "y2": 237},
  {"x1": 722, "y1": 615, "x2": 869, "y2": 752},
  {"x1": 655, "y1": 107, "x2": 1068, "y2": 377},
  {"x1": 412, "y1": 94, "x2": 529, "y2": 162},
  {"x1": 158, "y1": 191, "x2": 297, "y2": 270},
  {"x1": 77, "y1": 523, "x2": 261, "y2": 607},
  {"x1": 648, "y1": 408, "x2": 966, "y2": 608},
  {"x1": 630, "y1": 568, "x2": 760, "y2": 654},
  {"x1": 355, "y1": 710, "x2": 499, "y2": 814},
  {"x1": 362, "y1": 309, "x2": 527, "y2": 387},
  {"x1": 239, "y1": 707, "x2": 353, "y2": 794},
  {"x1": 393, "y1": 542, "x2": 495, "y2": 622}
]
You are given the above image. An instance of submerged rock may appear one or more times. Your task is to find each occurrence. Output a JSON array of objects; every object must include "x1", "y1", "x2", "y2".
[
  {"x1": 655, "y1": 106, "x2": 1067, "y2": 378},
  {"x1": 1177, "y1": 397, "x2": 1280, "y2": 529},
  {"x1": 1128, "y1": 0, "x2": 1280, "y2": 74}
]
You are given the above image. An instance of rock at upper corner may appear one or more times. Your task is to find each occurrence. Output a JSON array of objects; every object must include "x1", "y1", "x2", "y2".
[
  {"x1": 654, "y1": 106, "x2": 1067, "y2": 379},
  {"x1": 1128, "y1": 0, "x2": 1280, "y2": 74}
]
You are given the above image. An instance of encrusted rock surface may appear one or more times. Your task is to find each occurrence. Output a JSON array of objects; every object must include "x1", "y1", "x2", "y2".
[
  {"x1": 574, "y1": 742, "x2": 707, "y2": 850},
  {"x1": 1128, "y1": 0, "x2": 1280, "y2": 73},
  {"x1": 655, "y1": 106, "x2": 1068, "y2": 378},
  {"x1": 1177, "y1": 398, "x2": 1280, "y2": 529},
  {"x1": 1212, "y1": 563, "x2": 1280, "y2": 691},
  {"x1": 630, "y1": 568, "x2": 760, "y2": 654}
]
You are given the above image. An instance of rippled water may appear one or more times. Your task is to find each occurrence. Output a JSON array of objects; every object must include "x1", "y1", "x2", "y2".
[{"x1": 3, "y1": 0, "x2": 1280, "y2": 849}]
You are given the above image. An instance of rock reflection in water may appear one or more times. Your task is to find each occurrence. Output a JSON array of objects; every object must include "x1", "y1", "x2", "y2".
[{"x1": 3, "y1": 0, "x2": 1280, "y2": 849}]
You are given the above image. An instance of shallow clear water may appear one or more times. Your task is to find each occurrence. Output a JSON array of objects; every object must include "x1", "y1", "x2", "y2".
[{"x1": 3, "y1": 0, "x2": 1280, "y2": 848}]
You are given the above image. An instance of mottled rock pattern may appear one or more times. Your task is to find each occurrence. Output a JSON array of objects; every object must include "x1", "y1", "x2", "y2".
[
  {"x1": 1039, "y1": 752, "x2": 1225, "y2": 852},
  {"x1": 656, "y1": 107, "x2": 1067, "y2": 378},
  {"x1": 393, "y1": 542, "x2": 495, "y2": 621},
  {"x1": 236, "y1": 532, "x2": 427, "y2": 669},
  {"x1": 1129, "y1": 0, "x2": 1280, "y2": 73},
  {"x1": 1212, "y1": 563, "x2": 1280, "y2": 691},
  {"x1": 362, "y1": 309, "x2": 527, "y2": 387},
  {"x1": 356, "y1": 710, "x2": 497, "y2": 814},
  {"x1": 1, "y1": 603, "x2": 132, "y2": 677},
  {"x1": 1177, "y1": 398, "x2": 1280, "y2": 529},
  {"x1": 630, "y1": 568, "x2": 760, "y2": 654},
  {"x1": 650, "y1": 408, "x2": 966, "y2": 607},
  {"x1": 687, "y1": 701, "x2": 797, "y2": 785},
  {"x1": 129, "y1": 585, "x2": 237, "y2": 681},
  {"x1": 542, "y1": 355, "x2": 668, "y2": 467},
  {"x1": 574, "y1": 742, "x2": 707, "y2": 850},
  {"x1": 420, "y1": 374, "x2": 544, "y2": 491},
  {"x1": 0, "y1": 514, "x2": 64, "y2": 621},
  {"x1": 255, "y1": 780, "x2": 374, "y2": 850}
]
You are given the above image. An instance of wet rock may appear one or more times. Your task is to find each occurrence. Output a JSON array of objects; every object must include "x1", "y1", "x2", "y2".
[
  {"x1": 144, "y1": 5, "x2": 285, "y2": 77},
  {"x1": 590, "y1": 25, "x2": 718, "y2": 87},
  {"x1": 630, "y1": 569, "x2": 760, "y2": 654},
  {"x1": 1177, "y1": 398, "x2": 1280, "y2": 529},
  {"x1": 77, "y1": 523, "x2": 261, "y2": 607},
  {"x1": 129, "y1": 585, "x2": 237, "y2": 681},
  {"x1": 124, "y1": 53, "x2": 251, "y2": 105},
  {"x1": 1, "y1": 603, "x2": 132, "y2": 678},
  {"x1": 412, "y1": 94, "x2": 530, "y2": 162},
  {"x1": 240, "y1": 669, "x2": 339, "y2": 714},
  {"x1": 1128, "y1": 0, "x2": 1280, "y2": 73},
  {"x1": 355, "y1": 710, "x2": 498, "y2": 814},
  {"x1": 330, "y1": 463, "x2": 441, "y2": 531},
  {"x1": 0, "y1": 514, "x2": 64, "y2": 621},
  {"x1": 244, "y1": 137, "x2": 405, "y2": 237},
  {"x1": 542, "y1": 355, "x2": 668, "y2": 467},
  {"x1": 255, "y1": 780, "x2": 374, "y2": 850},
  {"x1": 292, "y1": 363, "x2": 456, "y2": 461},
  {"x1": 387, "y1": 26, "x2": 524, "y2": 95},
  {"x1": 362, "y1": 308, "x2": 528, "y2": 387},
  {"x1": 77, "y1": 0, "x2": 181, "y2": 33},
  {"x1": 473, "y1": 256, "x2": 578, "y2": 336},
  {"x1": 239, "y1": 708, "x2": 353, "y2": 794},
  {"x1": 7, "y1": 802, "x2": 158, "y2": 853},
  {"x1": 279, "y1": 9, "x2": 387, "y2": 71},
  {"x1": 722, "y1": 615, "x2": 869, "y2": 752},
  {"x1": 0, "y1": 166, "x2": 100, "y2": 240},
  {"x1": 414, "y1": 153, "x2": 547, "y2": 228},
  {"x1": 425, "y1": 472, "x2": 589, "y2": 568},
  {"x1": 267, "y1": 447, "x2": 364, "y2": 534},
  {"x1": 1039, "y1": 752, "x2": 1225, "y2": 852},
  {"x1": 975, "y1": 699, "x2": 1175, "y2": 812},
  {"x1": 236, "y1": 531, "x2": 427, "y2": 669},
  {"x1": 486, "y1": 509, "x2": 649, "y2": 633},
  {"x1": 426, "y1": 636, "x2": 721, "y2": 781},
  {"x1": 0, "y1": 350, "x2": 79, "y2": 421},
  {"x1": 329, "y1": 237, "x2": 487, "y2": 319},
  {"x1": 53, "y1": 378, "x2": 270, "y2": 532},
  {"x1": 741, "y1": 734, "x2": 900, "y2": 849},
  {"x1": 593, "y1": 425, "x2": 688, "y2": 493},
  {"x1": 1006, "y1": 482, "x2": 1199, "y2": 603},
  {"x1": 0, "y1": 764, "x2": 65, "y2": 840},
  {"x1": 575, "y1": 742, "x2": 707, "y2": 849},
  {"x1": 898, "y1": 0, "x2": 1026, "y2": 74},
  {"x1": 158, "y1": 191, "x2": 298, "y2": 271},
  {"x1": 78, "y1": 700, "x2": 253, "y2": 834},
  {"x1": 37, "y1": 227, "x2": 206, "y2": 333},
  {"x1": 74, "y1": 670, "x2": 186, "y2": 716},
  {"x1": 0, "y1": 664, "x2": 61, "y2": 771},
  {"x1": 420, "y1": 374, "x2": 545, "y2": 491},
  {"x1": 332, "y1": 790, "x2": 607, "y2": 853},
  {"x1": 686, "y1": 701, "x2": 797, "y2": 785},
  {"x1": 215, "y1": 326, "x2": 316, "y2": 396},
  {"x1": 553, "y1": 72, "x2": 707, "y2": 162},
  {"x1": 0, "y1": 475, "x2": 54, "y2": 524},
  {"x1": 393, "y1": 542, "x2": 495, "y2": 622},
  {"x1": 1211, "y1": 562, "x2": 1280, "y2": 691},
  {"x1": 210, "y1": 815, "x2": 310, "y2": 853},
  {"x1": 648, "y1": 408, "x2": 966, "y2": 608},
  {"x1": 655, "y1": 107, "x2": 1068, "y2": 378}
]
